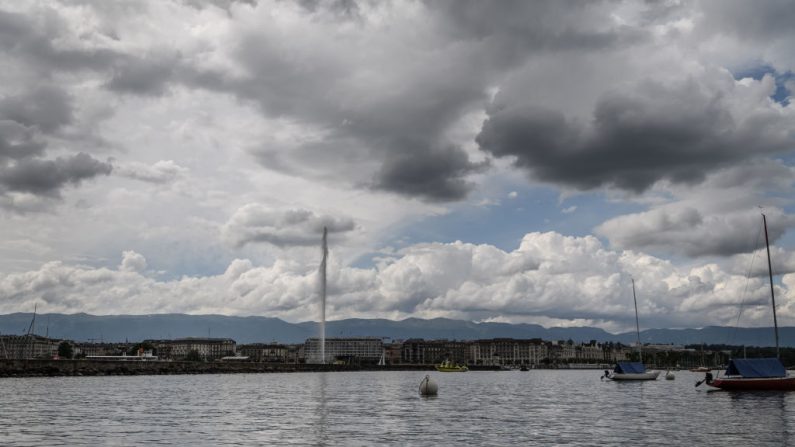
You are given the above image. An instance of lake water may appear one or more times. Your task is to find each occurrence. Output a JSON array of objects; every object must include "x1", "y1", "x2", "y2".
[{"x1": 1, "y1": 370, "x2": 794, "y2": 446}]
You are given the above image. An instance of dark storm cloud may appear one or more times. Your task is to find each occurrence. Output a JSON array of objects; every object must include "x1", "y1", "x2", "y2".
[
  {"x1": 222, "y1": 205, "x2": 356, "y2": 248},
  {"x1": 177, "y1": 0, "x2": 656, "y2": 202},
  {"x1": 0, "y1": 152, "x2": 112, "y2": 196},
  {"x1": 0, "y1": 6, "x2": 183, "y2": 96},
  {"x1": 477, "y1": 78, "x2": 795, "y2": 192},
  {"x1": 207, "y1": 23, "x2": 494, "y2": 202},
  {"x1": 296, "y1": 0, "x2": 360, "y2": 17},
  {"x1": 0, "y1": 85, "x2": 73, "y2": 133},
  {"x1": 106, "y1": 53, "x2": 178, "y2": 96},
  {"x1": 597, "y1": 206, "x2": 795, "y2": 257},
  {"x1": 594, "y1": 159, "x2": 795, "y2": 257},
  {"x1": 181, "y1": 0, "x2": 258, "y2": 11},
  {"x1": 0, "y1": 8, "x2": 124, "y2": 204},
  {"x1": 0, "y1": 85, "x2": 73, "y2": 163},
  {"x1": 0, "y1": 121, "x2": 47, "y2": 161},
  {"x1": 373, "y1": 144, "x2": 488, "y2": 202},
  {"x1": 0, "y1": 0, "x2": 663, "y2": 203},
  {"x1": 0, "y1": 9, "x2": 119, "y2": 75},
  {"x1": 0, "y1": 84, "x2": 110, "y2": 200},
  {"x1": 428, "y1": 0, "x2": 646, "y2": 67},
  {"x1": 8, "y1": 0, "x2": 789, "y2": 205},
  {"x1": 699, "y1": 0, "x2": 795, "y2": 41}
]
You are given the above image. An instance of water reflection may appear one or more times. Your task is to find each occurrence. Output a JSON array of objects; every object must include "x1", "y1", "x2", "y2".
[
  {"x1": 722, "y1": 391, "x2": 793, "y2": 445},
  {"x1": 312, "y1": 372, "x2": 329, "y2": 445}
]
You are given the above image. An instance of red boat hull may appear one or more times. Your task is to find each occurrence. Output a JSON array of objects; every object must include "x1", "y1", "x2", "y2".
[{"x1": 708, "y1": 376, "x2": 795, "y2": 391}]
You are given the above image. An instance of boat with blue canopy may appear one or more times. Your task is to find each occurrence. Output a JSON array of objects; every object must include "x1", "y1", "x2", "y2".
[
  {"x1": 609, "y1": 361, "x2": 660, "y2": 381},
  {"x1": 606, "y1": 280, "x2": 660, "y2": 381},
  {"x1": 706, "y1": 357, "x2": 795, "y2": 390},
  {"x1": 704, "y1": 214, "x2": 795, "y2": 391}
]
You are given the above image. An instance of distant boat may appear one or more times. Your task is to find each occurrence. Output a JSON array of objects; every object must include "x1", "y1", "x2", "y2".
[
  {"x1": 607, "y1": 280, "x2": 659, "y2": 381},
  {"x1": 689, "y1": 366, "x2": 711, "y2": 373},
  {"x1": 609, "y1": 361, "x2": 660, "y2": 381},
  {"x1": 704, "y1": 214, "x2": 795, "y2": 391},
  {"x1": 435, "y1": 359, "x2": 468, "y2": 372},
  {"x1": 520, "y1": 365, "x2": 529, "y2": 372}
]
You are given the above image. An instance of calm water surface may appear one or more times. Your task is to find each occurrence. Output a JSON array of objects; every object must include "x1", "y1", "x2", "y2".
[{"x1": 1, "y1": 370, "x2": 794, "y2": 446}]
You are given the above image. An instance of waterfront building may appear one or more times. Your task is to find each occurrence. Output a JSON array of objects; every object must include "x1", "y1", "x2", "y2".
[
  {"x1": 304, "y1": 337, "x2": 383, "y2": 364},
  {"x1": 470, "y1": 338, "x2": 548, "y2": 366},
  {"x1": 86, "y1": 351, "x2": 158, "y2": 361},
  {"x1": 606, "y1": 345, "x2": 633, "y2": 363},
  {"x1": 401, "y1": 339, "x2": 469, "y2": 365},
  {"x1": 557, "y1": 341, "x2": 578, "y2": 362},
  {"x1": 146, "y1": 338, "x2": 236, "y2": 361},
  {"x1": 74, "y1": 342, "x2": 127, "y2": 358},
  {"x1": 646, "y1": 343, "x2": 685, "y2": 351},
  {"x1": 384, "y1": 341, "x2": 402, "y2": 365},
  {"x1": 576, "y1": 341, "x2": 609, "y2": 363},
  {"x1": 0, "y1": 334, "x2": 60, "y2": 359},
  {"x1": 285, "y1": 344, "x2": 303, "y2": 364},
  {"x1": 237, "y1": 343, "x2": 289, "y2": 362}
]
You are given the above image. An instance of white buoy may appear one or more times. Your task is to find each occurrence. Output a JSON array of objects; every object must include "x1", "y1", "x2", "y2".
[
  {"x1": 665, "y1": 370, "x2": 675, "y2": 380},
  {"x1": 419, "y1": 375, "x2": 438, "y2": 396}
]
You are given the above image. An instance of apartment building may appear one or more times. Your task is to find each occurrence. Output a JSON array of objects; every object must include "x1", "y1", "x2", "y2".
[
  {"x1": 237, "y1": 343, "x2": 289, "y2": 362},
  {"x1": 146, "y1": 338, "x2": 236, "y2": 361},
  {"x1": 304, "y1": 337, "x2": 383, "y2": 364},
  {"x1": 0, "y1": 334, "x2": 59, "y2": 359}
]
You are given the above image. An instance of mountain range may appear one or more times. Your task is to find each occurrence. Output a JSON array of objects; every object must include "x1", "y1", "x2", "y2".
[{"x1": 0, "y1": 313, "x2": 791, "y2": 347}]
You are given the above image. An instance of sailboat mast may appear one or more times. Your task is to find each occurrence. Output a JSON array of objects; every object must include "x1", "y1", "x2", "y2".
[
  {"x1": 762, "y1": 214, "x2": 780, "y2": 359},
  {"x1": 25, "y1": 304, "x2": 37, "y2": 360},
  {"x1": 26, "y1": 303, "x2": 37, "y2": 336},
  {"x1": 632, "y1": 279, "x2": 642, "y2": 363}
]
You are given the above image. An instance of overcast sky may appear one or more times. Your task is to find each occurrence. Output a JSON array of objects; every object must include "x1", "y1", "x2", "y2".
[{"x1": 1, "y1": 0, "x2": 795, "y2": 332}]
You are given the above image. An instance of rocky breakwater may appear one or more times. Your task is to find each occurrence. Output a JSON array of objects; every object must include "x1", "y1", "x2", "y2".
[
  {"x1": 0, "y1": 359, "x2": 361, "y2": 377},
  {"x1": 0, "y1": 360, "x2": 498, "y2": 377}
]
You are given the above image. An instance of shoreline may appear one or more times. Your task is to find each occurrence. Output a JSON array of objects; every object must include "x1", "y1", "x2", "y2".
[{"x1": 0, "y1": 359, "x2": 503, "y2": 377}]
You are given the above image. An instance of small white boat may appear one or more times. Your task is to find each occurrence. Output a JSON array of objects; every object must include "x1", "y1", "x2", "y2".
[{"x1": 665, "y1": 370, "x2": 675, "y2": 380}]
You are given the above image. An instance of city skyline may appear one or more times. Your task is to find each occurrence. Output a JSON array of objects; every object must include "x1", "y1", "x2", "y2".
[{"x1": 1, "y1": 1, "x2": 795, "y2": 332}]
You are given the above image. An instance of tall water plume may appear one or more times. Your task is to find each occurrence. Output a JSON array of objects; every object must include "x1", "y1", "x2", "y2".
[{"x1": 319, "y1": 226, "x2": 327, "y2": 364}]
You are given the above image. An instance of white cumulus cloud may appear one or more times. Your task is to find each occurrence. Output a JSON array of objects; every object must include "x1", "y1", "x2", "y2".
[
  {"x1": 119, "y1": 250, "x2": 147, "y2": 272},
  {"x1": 2, "y1": 233, "x2": 792, "y2": 332}
]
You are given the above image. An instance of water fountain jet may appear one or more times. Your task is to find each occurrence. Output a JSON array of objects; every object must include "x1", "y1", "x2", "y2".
[{"x1": 319, "y1": 226, "x2": 327, "y2": 364}]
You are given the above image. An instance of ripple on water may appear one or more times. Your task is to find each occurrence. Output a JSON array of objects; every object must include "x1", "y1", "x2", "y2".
[{"x1": 1, "y1": 371, "x2": 794, "y2": 446}]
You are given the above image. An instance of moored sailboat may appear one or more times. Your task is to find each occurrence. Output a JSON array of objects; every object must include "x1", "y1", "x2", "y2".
[
  {"x1": 706, "y1": 358, "x2": 795, "y2": 390},
  {"x1": 607, "y1": 279, "x2": 660, "y2": 381},
  {"x1": 610, "y1": 361, "x2": 660, "y2": 380},
  {"x1": 705, "y1": 214, "x2": 795, "y2": 391}
]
